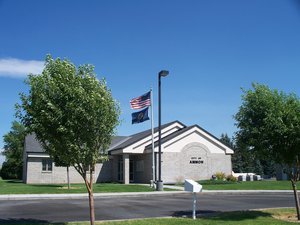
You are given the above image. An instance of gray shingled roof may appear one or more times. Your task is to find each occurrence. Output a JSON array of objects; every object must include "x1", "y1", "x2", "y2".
[
  {"x1": 25, "y1": 134, "x2": 44, "y2": 153},
  {"x1": 25, "y1": 135, "x2": 131, "y2": 153},
  {"x1": 25, "y1": 121, "x2": 185, "y2": 153},
  {"x1": 108, "y1": 120, "x2": 185, "y2": 151}
]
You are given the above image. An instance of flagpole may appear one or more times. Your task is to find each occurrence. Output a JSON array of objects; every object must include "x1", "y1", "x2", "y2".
[{"x1": 150, "y1": 87, "x2": 155, "y2": 188}]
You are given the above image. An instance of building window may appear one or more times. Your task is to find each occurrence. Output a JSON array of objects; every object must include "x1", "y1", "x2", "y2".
[
  {"x1": 130, "y1": 160, "x2": 134, "y2": 182},
  {"x1": 42, "y1": 159, "x2": 53, "y2": 171}
]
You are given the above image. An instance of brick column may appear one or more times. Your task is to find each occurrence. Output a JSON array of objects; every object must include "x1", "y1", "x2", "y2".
[{"x1": 123, "y1": 154, "x2": 130, "y2": 184}]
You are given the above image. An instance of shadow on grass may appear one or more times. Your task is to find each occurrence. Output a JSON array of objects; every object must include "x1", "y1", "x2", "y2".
[
  {"x1": 206, "y1": 210, "x2": 273, "y2": 222},
  {"x1": 173, "y1": 210, "x2": 272, "y2": 221},
  {"x1": 172, "y1": 209, "x2": 219, "y2": 218},
  {"x1": 0, "y1": 218, "x2": 66, "y2": 225},
  {"x1": 3, "y1": 180, "x2": 63, "y2": 188},
  {"x1": 6, "y1": 180, "x2": 23, "y2": 184},
  {"x1": 30, "y1": 184, "x2": 64, "y2": 188}
]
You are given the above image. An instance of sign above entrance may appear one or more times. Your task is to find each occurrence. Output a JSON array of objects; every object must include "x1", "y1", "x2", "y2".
[{"x1": 189, "y1": 157, "x2": 204, "y2": 164}]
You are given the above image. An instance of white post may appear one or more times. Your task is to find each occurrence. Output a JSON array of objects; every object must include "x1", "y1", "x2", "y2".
[
  {"x1": 193, "y1": 192, "x2": 197, "y2": 219},
  {"x1": 150, "y1": 88, "x2": 155, "y2": 188}
]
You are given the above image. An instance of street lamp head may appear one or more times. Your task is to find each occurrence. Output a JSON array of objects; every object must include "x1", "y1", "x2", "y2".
[{"x1": 159, "y1": 70, "x2": 169, "y2": 77}]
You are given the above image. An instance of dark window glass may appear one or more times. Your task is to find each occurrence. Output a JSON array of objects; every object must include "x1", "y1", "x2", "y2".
[{"x1": 42, "y1": 159, "x2": 53, "y2": 171}]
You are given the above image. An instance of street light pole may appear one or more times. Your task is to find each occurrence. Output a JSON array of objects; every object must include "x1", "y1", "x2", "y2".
[{"x1": 157, "y1": 70, "x2": 169, "y2": 191}]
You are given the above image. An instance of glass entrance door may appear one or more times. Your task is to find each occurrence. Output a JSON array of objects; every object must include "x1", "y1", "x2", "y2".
[
  {"x1": 118, "y1": 157, "x2": 123, "y2": 182},
  {"x1": 130, "y1": 160, "x2": 134, "y2": 182}
]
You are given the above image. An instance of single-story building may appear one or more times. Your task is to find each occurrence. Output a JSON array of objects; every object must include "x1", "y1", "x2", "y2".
[{"x1": 23, "y1": 120, "x2": 234, "y2": 184}]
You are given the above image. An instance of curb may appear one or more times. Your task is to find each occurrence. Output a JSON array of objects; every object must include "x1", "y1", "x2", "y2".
[
  {"x1": 201, "y1": 190, "x2": 295, "y2": 195},
  {"x1": 0, "y1": 190, "x2": 295, "y2": 201},
  {"x1": 0, "y1": 191, "x2": 189, "y2": 201}
]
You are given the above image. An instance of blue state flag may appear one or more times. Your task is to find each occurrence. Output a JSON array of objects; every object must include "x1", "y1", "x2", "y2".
[{"x1": 132, "y1": 107, "x2": 150, "y2": 124}]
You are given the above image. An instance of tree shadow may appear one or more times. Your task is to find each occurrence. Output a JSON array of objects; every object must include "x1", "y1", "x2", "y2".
[
  {"x1": 0, "y1": 218, "x2": 66, "y2": 225},
  {"x1": 172, "y1": 209, "x2": 220, "y2": 218},
  {"x1": 208, "y1": 210, "x2": 273, "y2": 222},
  {"x1": 172, "y1": 210, "x2": 273, "y2": 221},
  {"x1": 4, "y1": 180, "x2": 63, "y2": 188},
  {"x1": 6, "y1": 180, "x2": 23, "y2": 184},
  {"x1": 30, "y1": 184, "x2": 64, "y2": 188}
]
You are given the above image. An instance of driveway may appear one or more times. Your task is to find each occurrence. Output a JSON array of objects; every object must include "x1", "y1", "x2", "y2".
[{"x1": 0, "y1": 192, "x2": 295, "y2": 223}]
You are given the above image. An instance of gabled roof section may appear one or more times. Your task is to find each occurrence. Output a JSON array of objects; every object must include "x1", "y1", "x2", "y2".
[
  {"x1": 25, "y1": 134, "x2": 44, "y2": 153},
  {"x1": 109, "y1": 120, "x2": 185, "y2": 151},
  {"x1": 145, "y1": 124, "x2": 234, "y2": 154},
  {"x1": 25, "y1": 121, "x2": 186, "y2": 154},
  {"x1": 108, "y1": 136, "x2": 130, "y2": 150},
  {"x1": 25, "y1": 134, "x2": 130, "y2": 154}
]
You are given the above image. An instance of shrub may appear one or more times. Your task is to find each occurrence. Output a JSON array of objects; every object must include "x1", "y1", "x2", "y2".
[
  {"x1": 226, "y1": 174, "x2": 238, "y2": 182},
  {"x1": 175, "y1": 176, "x2": 184, "y2": 185},
  {"x1": 0, "y1": 161, "x2": 22, "y2": 180},
  {"x1": 214, "y1": 172, "x2": 226, "y2": 180}
]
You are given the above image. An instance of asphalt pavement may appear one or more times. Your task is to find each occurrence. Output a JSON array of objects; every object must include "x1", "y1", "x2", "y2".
[{"x1": 0, "y1": 191, "x2": 296, "y2": 223}]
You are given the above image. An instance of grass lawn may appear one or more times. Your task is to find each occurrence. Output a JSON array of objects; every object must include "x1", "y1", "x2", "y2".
[
  {"x1": 0, "y1": 179, "x2": 155, "y2": 194},
  {"x1": 198, "y1": 180, "x2": 293, "y2": 190},
  {"x1": 0, "y1": 178, "x2": 296, "y2": 194},
  {"x1": 90, "y1": 208, "x2": 299, "y2": 225},
  {"x1": 3, "y1": 208, "x2": 298, "y2": 224}
]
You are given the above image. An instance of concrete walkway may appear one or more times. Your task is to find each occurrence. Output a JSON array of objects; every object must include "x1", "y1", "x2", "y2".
[
  {"x1": 163, "y1": 184, "x2": 184, "y2": 191},
  {"x1": 0, "y1": 189, "x2": 296, "y2": 201}
]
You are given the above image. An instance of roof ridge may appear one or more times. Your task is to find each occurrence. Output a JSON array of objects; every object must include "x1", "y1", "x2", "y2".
[
  {"x1": 109, "y1": 120, "x2": 185, "y2": 151},
  {"x1": 145, "y1": 124, "x2": 234, "y2": 153}
]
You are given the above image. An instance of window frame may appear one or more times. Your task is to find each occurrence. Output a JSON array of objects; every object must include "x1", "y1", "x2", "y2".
[{"x1": 42, "y1": 159, "x2": 53, "y2": 172}]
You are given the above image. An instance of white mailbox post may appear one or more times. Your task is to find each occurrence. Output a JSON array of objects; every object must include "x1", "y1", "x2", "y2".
[{"x1": 184, "y1": 179, "x2": 202, "y2": 220}]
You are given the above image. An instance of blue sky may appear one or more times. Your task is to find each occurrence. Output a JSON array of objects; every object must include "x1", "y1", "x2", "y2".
[{"x1": 1, "y1": 0, "x2": 300, "y2": 165}]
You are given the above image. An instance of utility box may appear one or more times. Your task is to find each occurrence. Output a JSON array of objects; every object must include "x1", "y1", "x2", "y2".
[{"x1": 184, "y1": 179, "x2": 202, "y2": 192}]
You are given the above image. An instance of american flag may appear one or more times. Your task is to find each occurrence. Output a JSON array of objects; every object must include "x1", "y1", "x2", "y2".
[{"x1": 130, "y1": 91, "x2": 151, "y2": 109}]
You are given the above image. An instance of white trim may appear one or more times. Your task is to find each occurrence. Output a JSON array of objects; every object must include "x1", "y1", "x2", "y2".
[
  {"x1": 153, "y1": 127, "x2": 234, "y2": 154},
  {"x1": 121, "y1": 122, "x2": 184, "y2": 154},
  {"x1": 28, "y1": 154, "x2": 50, "y2": 158}
]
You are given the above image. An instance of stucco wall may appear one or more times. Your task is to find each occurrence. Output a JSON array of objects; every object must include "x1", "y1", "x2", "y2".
[
  {"x1": 25, "y1": 157, "x2": 112, "y2": 184},
  {"x1": 161, "y1": 142, "x2": 232, "y2": 184}
]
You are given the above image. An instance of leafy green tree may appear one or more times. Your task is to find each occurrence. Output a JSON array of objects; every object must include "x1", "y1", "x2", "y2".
[
  {"x1": 53, "y1": 156, "x2": 71, "y2": 189},
  {"x1": 235, "y1": 83, "x2": 300, "y2": 219},
  {"x1": 260, "y1": 159, "x2": 276, "y2": 177},
  {"x1": 17, "y1": 55, "x2": 120, "y2": 225},
  {"x1": 0, "y1": 121, "x2": 26, "y2": 179},
  {"x1": 219, "y1": 134, "x2": 250, "y2": 173},
  {"x1": 219, "y1": 133, "x2": 234, "y2": 148},
  {"x1": 219, "y1": 133, "x2": 275, "y2": 176}
]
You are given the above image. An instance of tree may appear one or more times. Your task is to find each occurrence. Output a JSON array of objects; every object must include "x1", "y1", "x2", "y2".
[
  {"x1": 219, "y1": 133, "x2": 275, "y2": 176},
  {"x1": 53, "y1": 156, "x2": 71, "y2": 189},
  {"x1": 17, "y1": 55, "x2": 120, "y2": 225},
  {"x1": 219, "y1": 133, "x2": 234, "y2": 148},
  {"x1": 0, "y1": 121, "x2": 26, "y2": 179},
  {"x1": 235, "y1": 83, "x2": 300, "y2": 219}
]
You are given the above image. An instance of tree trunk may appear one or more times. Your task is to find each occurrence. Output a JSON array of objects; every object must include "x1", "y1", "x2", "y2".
[
  {"x1": 67, "y1": 166, "x2": 70, "y2": 190},
  {"x1": 291, "y1": 179, "x2": 300, "y2": 220},
  {"x1": 86, "y1": 168, "x2": 95, "y2": 225},
  {"x1": 88, "y1": 187, "x2": 95, "y2": 225},
  {"x1": 81, "y1": 166, "x2": 95, "y2": 225}
]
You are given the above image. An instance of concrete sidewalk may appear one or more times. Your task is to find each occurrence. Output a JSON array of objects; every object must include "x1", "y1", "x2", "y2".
[
  {"x1": 0, "y1": 191, "x2": 186, "y2": 201},
  {"x1": 0, "y1": 189, "x2": 295, "y2": 201}
]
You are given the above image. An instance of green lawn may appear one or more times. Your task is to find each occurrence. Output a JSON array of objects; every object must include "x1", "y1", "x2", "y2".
[
  {"x1": 2, "y1": 208, "x2": 298, "y2": 225},
  {"x1": 198, "y1": 180, "x2": 293, "y2": 190},
  {"x1": 0, "y1": 179, "x2": 296, "y2": 195},
  {"x1": 0, "y1": 179, "x2": 155, "y2": 194},
  {"x1": 91, "y1": 209, "x2": 298, "y2": 225}
]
